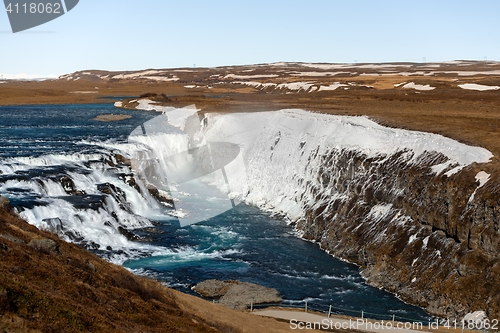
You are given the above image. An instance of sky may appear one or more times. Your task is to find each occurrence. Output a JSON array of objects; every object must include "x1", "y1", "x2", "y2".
[{"x1": 1, "y1": 0, "x2": 500, "y2": 78}]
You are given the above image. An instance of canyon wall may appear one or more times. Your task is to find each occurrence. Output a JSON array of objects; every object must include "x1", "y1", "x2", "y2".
[{"x1": 199, "y1": 108, "x2": 499, "y2": 319}]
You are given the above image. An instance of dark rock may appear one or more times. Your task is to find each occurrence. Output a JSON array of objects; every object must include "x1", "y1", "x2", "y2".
[
  {"x1": 81, "y1": 241, "x2": 100, "y2": 250},
  {"x1": 0, "y1": 234, "x2": 25, "y2": 245},
  {"x1": 28, "y1": 238, "x2": 60, "y2": 254},
  {"x1": 141, "y1": 227, "x2": 165, "y2": 234},
  {"x1": 0, "y1": 290, "x2": 10, "y2": 313},
  {"x1": 118, "y1": 226, "x2": 140, "y2": 241},
  {"x1": 97, "y1": 183, "x2": 129, "y2": 210},
  {"x1": 114, "y1": 153, "x2": 132, "y2": 167},
  {"x1": 59, "y1": 175, "x2": 78, "y2": 195},
  {"x1": 147, "y1": 186, "x2": 174, "y2": 206},
  {"x1": 193, "y1": 280, "x2": 238, "y2": 298},
  {"x1": 117, "y1": 173, "x2": 142, "y2": 193},
  {"x1": 9, "y1": 266, "x2": 24, "y2": 274},
  {"x1": 42, "y1": 218, "x2": 63, "y2": 233},
  {"x1": 65, "y1": 230, "x2": 84, "y2": 243},
  {"x1": 220, "y1": 283, "x2": 282, "y2": 310},
  {"x1": 97, "y1": 183, "x2": 113, "y2": 195}
]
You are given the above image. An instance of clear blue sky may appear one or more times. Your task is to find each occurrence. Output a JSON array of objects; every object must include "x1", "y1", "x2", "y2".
[{"x1": 1, "y1": 0, "x2": 499, "y2": 77}]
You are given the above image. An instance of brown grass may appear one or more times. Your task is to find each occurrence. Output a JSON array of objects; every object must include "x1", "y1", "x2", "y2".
[{"x1": 0, "y1": 202, "x2": 312, "y2": 332}]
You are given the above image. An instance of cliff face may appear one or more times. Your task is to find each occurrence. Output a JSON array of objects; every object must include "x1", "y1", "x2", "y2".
[
  {"x1": 195, "y1": 108, "x2": 498, "y2": 320},
  {"x1": 294, "y1": 148, "x2": 500, "y2": 319}
]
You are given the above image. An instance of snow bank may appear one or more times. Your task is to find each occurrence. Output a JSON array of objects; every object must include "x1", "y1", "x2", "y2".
[
  {"x1": 231, "y1": 81, "x2": 316, "y2": 92},
  {"x1": 112, "y1": 70, "x2": 165, "y2": 79},
  {"x1": 276, "y1": 82, "x2": 315, "y2": 92},
  {"x1": 224, "y1": 74, "x2": 279, "y2": 79},
  {"x1": 402, "y1": 82, "x2": 435, "y2": 91},
  {"x1": 458, "y1": 83, "x2": 500, "y2": 91},
  {"x1": 318, "y1": 83, "x2": 348, "y2": 91},
  {"x1": 475, "y1": 171, "x2": 491, "y2": 188},
  {"x1": 184, "y1": 109, "x2": 492, "y2": 221},
  {"x1": 132, "y1": 103, "x2": 492, "y2": 223},
  {"x1": 290, "y1": 71, "x2": 353, "y2": 77}
]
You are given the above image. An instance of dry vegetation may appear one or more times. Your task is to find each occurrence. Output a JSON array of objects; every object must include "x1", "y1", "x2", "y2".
[{"x1": 93, "y1": 114, "x2": 132, "y2": 122}]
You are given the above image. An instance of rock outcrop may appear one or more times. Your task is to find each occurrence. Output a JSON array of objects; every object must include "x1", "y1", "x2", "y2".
[{"x1": 193, "y1": 280, "x2": 282, "y2": 310}]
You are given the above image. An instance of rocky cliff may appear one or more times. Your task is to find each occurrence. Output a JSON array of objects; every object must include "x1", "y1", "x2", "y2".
[
  {"x1": 295, "y1": 148, "x2": 500, "y2": 319},
  {"x1": 191, "y1": 107, "x2": 498, "y2": 320}
]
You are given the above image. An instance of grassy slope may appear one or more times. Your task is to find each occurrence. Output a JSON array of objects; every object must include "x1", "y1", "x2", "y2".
[{"x1": 0, "y1": 200, "x2": 314, "y2": 333}]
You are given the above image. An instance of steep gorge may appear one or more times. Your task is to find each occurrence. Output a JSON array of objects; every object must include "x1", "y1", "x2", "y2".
[
  {"x1": 194, "y1": 107, "x2": 499, "y2": 320},
  {"x1": 4, "y1": 100, "x2": 498, "y2": 321}
]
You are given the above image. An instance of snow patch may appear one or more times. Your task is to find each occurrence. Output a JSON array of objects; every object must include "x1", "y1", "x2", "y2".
[
  {"x1": 463, "y1": 311, "x2": 487, "y2": 324},
  {"x1": 231, "y1": 81, "x2": 316, "y2": 93},
  {"x1": 112, "y1": 70, "x2": 165, "y2": 79},
  {"x1": 135, "y1": 99, "x2": 198, "y2": 129},
  {"x1": 458, "y1": 83, "x2": 500, "y2": 91},
  {"x1": 112, "y1": 70, "x2": 179, "y2": 82},
  {"x1": 408, "y1": 234, "x2": 418, "y2": 244},
  {"x1": 441, "y1": 70, "x2": 500, "y2": 76},
  {"x1": 300, "y1": 63, "x2": 357, "y2": 70},
  {"x1": 475, "y1": 171, "x2": 491, "y2": 187},
  {"x1": 290, "y1": 71, "x2": 354, "y2": 77},
  {"x1": 402, "y1": 82, "x2": 435, "y2": 91},
  {"x1": 318, "y1": 83, "x2": 348, "y2": 91},
  {"x1": 224, "y1": 74, "x2": 279, "y2": 79},
  {"x1": 469, "y1": 171, "x2": 491, "y2": 203},
  {"x1": 143, "y1": 76, "x2": 179, "y2": 82},
  {"x1": 422, "y1": 236, "x2": 429, "y2": 248},
  {"x1": 276, "y1": 82, "x2": 315, "y2": 92},
  {"x1": 368, "y1": 204, "x2": 393, "y2": 219}
]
